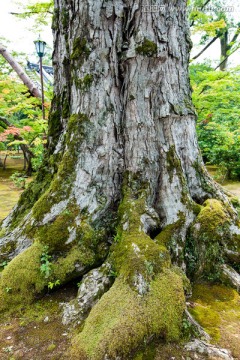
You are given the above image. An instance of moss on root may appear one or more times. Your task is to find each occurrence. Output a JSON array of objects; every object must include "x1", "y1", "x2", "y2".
[
  {"x1": 0, "y1": 242, "x2": 46, "y2": 309},
  {"x1": 69, "y1": 178, "x2": 186, "y2": 359},
  {"x1": 70, "y1": 271, "x2": 185, "y2": 360},
  {"x1": 0, "y1": 236, "x2": 106, "y2": 311},
  {"x1": 185, "y1": 199, "x2": 239, "y2": 281}
]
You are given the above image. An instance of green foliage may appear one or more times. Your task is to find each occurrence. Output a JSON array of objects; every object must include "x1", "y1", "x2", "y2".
[
  {"x1": 190, "y1": 64, "x2": 240, "y2": 179},
  {"x1": 10, "y1": 172, "x2": 26, "y2": 189},
  {"x1": 13, "y1": 0, "x2": 53, "y2": 31},
  {"x1": 0, "y1": 55, "x2": 49, "y2": 172},
  {"x1": 47, "y1": 279, "x2": 60, "y2": 290},
  {"x1": 0, "y1": 261, "x2": 9, "y2": 270}
]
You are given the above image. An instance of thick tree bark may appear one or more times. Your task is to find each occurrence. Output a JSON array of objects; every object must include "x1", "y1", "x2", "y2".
[{"x1": 0, "y1": 1, "x2": 239, "y2": 359}]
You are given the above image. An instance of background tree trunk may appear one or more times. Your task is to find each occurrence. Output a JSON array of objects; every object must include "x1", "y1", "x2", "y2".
[
  {"x1": 220, "y1": 31, "x2": 228, "y2": 71},
  {"x1": 0, "y1": 1, "x2": 239, "y2": 359}
]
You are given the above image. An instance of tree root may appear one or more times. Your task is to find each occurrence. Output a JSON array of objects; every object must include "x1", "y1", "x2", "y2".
[
  {"x1": 185, "y1": 339, "x2": 233, "y2": 360},
  {"x1": 62, "y1": 262, "x2": 113, "y2": 326},
  {"x1": 185, "y1": 309, "x2": 211, "y2": 341},
  {"x1": 220, "y1": 264, "x2": 240, "y2": 292}
]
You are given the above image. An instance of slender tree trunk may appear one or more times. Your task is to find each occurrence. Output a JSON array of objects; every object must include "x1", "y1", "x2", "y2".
[
  {"x1": 220, "y1": 31, "x2": 228, "y2": 71},
  {"x1": 0, "y1": 1, "x2": 239, "y2": 359}
]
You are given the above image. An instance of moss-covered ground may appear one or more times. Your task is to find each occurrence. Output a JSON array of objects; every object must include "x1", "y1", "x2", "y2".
[{"x1": 189, "y1": 283, "x2": 240, "y2": 359}]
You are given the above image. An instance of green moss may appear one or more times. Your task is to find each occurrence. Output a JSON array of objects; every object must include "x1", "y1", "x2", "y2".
[
  {"x1": 112, "y1": 232, "x2": 171, "y2": 287},
  {"x1": 155, "y1": 219, "x2": 184, "y2": 248},
  {"x1": 0, "y1": 223, "x2": 107, "y2": 310},
  {"x1": 6, "y1": 161, "x2": 54, "y2": 231},
  {"x1": 190, "y1": 306, "x2": 221, "y2": 341},
  {"x1": 166, "y1": 146, "x2": 182, "y2": 182},
  {"x1": 48, "y1": 95, "x2": 62, "y2": 147},
  {"x1": 68, "y1": 175, "x2": 185, "y2": 359},
  {"x1": 0, "y1": 228, "x2": 6, "y2": 238},
  {"x1": 0, "y1": 243, "x2": 46, "y2": 309},
  {"x1": 196, "y1": 199, "x2": 230, "y2": 231},
  {"x1": 61, "y1": 8, "x2": 69, "y2": 30},
  {"x1": 136, "y1": 38, "x2": 158, "y2": 57},
  {"x1": 75, "y1": 74, "x2": 94, "y2": 90},
  {"x1": 47, "y1": 343, "x2": 56, "y2": 352},
  {"x1": 0, "y1": 239, "x2": 17, "y2": 256},
  {"x1": 32, "y1": 113, "x2": 89, "y2": 222},
  {"x1": 71, "y1": 37, "x2": 90, "y2": 64},
  {"x1": 189, "y1": 283, "x2": 240, "y2": 343},
  {"x1": 71, "y1": 271, "x2": 185, "y2": 359},
  {"x1": 62, "y1": 98, "x2": 70, "y2": 118},
  {"x1": 192, "y1": 202, "x2": 202, "y2": 216},
  {"x1": 186, "y1": 199, "x2": 233, "y2": 280},
  {"x1": 36, "y1": 213, "x2": 75, "y2": 251},
  {"x1": 51, "y1": 245, "x2": 97, "y2": 283},
  {"x1": 51, "y1": 8, "x2": 59, "y2": 31}
]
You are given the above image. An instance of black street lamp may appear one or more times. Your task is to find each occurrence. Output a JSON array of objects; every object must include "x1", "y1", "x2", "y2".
[{"x1": 34, "y1": 39, "x2": 46, "y2": 119}]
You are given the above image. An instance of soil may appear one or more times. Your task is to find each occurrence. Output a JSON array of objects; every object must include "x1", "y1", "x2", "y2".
[{"x1": 0, "y1": 284, "x2": 78, "y2": 360}]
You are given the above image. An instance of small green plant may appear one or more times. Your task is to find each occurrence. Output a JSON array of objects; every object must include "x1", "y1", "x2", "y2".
[
  {"x1": 3, "y1": 346, "x2": 13, "y2": 353},
  {"x1": 182, "y1": 317, "x2": 199, "y2": 340},
  {"x1": 40, "y1": 246, "x2": 52, "y2": 278},
  {"x1": 5, "y1": 286, "x2": 12, "y2": 293},
  {"x1": 109, "y1": 269, "x2": 118, "y2": 279},
  {"x1": 48, "y1": 279, "x2": 60, "y2": 290},
  {"x1": 0, "y1": 260, "x2": 9, "y2": 269},
  {"x1": 10, "y1": 171, "x2": 26, "y2": 189},
  {"x1": 113, "y1": 233, "x2": 121, "y2": 243}
]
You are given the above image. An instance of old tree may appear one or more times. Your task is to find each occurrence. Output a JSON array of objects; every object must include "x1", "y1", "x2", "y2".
[{"x1": 0, "y1": 0, "x2": 240, "y2": 358}]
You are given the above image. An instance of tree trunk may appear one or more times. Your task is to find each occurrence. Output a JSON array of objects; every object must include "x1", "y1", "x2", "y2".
[
  {"x1": 220, "y1": 30, "x2": 228, "y2": 71},
  {"x1": 0, "y1": 1, "x2": 239, "y2": 359}
]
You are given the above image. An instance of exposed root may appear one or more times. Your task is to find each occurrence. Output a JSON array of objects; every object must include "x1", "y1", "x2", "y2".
[
  {"x1": 220, "y1": 264, "x2": 240, "y2": 292},
  {"x1": 62, "y1": 262, "x2": 113, "y2": 326},
  {"x1": 70, "y1": 272, "x2": 185, "y2": 360},
  {"x1": 185, "y1": 339, "x2": 233, "y2": 360},
  {"x1": 185, "y1": 309, "x2": 211, "y2": 341}
]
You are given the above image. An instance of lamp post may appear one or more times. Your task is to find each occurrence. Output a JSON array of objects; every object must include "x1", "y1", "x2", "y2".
[{"x1": 34, "y1": 39, "x2": 46, "y2": 119}]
